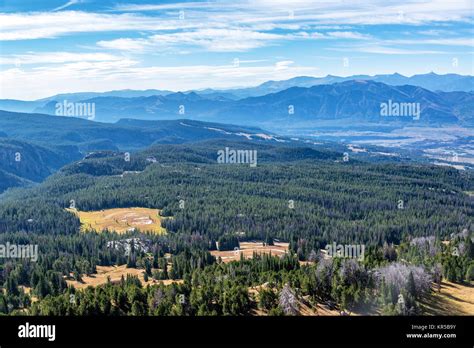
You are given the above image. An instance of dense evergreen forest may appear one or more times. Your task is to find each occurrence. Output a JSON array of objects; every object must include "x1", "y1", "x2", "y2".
[{"x1": 0, "y1": 139, "x2": 472, "y2": 316}]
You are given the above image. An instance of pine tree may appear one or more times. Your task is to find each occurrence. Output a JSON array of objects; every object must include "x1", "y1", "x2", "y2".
[
  {"x1": 407, "y1": 271, "x2": 417, "y2": 299},
  {"x1": 466, "y1": 263, "x2": 474, "y2": 282},
  {"x1": 265, "y1": 233, "x2": 274, "y2": 246},
  {"x1": 6, "y1": 276, "x2": 19, "y2": 296},
  {"x1": 279, "y1": 284, "x2": 298, "y2": 316}
]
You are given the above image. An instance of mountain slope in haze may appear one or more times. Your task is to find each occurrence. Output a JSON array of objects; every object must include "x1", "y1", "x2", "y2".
[
  {"x1": 0, "y1": 99, "x2": 45, "y2": 113},
  {"x1": 38, "y1": 88, "x2": 174, "y2": 103},
  {"x1": 34, "y1": 92, "x2": 232, "y2": 123},
  {"x1": 0, "y1": 89, "x2": 175, "y2": 113},
  {"x1": 0, "y1": 138, "x2": 81, "y2": 192},
  {"x1": 0, "y1": 110, "x2": 277, "y2": 149},
  {"x1": 226, "y1": 80, "x2": 474, "y2": 124},
  {"x1": 0, "y1": 169, "x2": 32, "y2": 194},
  {"x1": 220, "y1": 72, "x2": 474, "y2": 98}
]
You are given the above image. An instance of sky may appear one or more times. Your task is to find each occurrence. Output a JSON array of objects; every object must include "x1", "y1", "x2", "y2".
[{"x1": 0, "y1": 0, "x2": 473, "y2": 100}]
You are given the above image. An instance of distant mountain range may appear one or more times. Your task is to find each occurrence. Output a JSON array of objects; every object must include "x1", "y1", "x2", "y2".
[
  {"x1": 0, "y1": 72, "x2": 472, "y2": 116},
  {"x1": 6, "y1": 80, "x2": 472, "y2": 126}
]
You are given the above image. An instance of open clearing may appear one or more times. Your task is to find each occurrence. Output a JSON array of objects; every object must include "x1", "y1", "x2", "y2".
[
  {"x1": 421, "y1": 281, "x2": 474, "y2": 315},
  {"x1": 211, "y1": 241, "x2": 289, "y2": 263},
  {"x1": 66, "y1": 265, "x2": 182, "y2": 289},
  {"x1": 67, "y1": 207, "x2": 166, "y2": 234}
]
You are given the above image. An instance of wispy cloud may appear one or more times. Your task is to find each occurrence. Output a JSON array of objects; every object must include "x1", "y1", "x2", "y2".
[
  {"x1": 0, "y1": 11, "x2": 196, "y2": 41},
  {"x1": 330, "y1": 45, "x2": 448, "y2": 55},
  {"x1": 1, "y1": 0, "x2": 472, "y2": 41},
  {"x1": 0, "y1": 52, "x2": 126, "y2": 65},
  {"x1": 387, "y1": 38, "x2": 474, "y2": 47}
]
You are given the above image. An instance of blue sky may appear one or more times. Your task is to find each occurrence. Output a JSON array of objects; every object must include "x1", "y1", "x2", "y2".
[{"x1": 0, "y1": 0, "x2": 473, "y2": 99}]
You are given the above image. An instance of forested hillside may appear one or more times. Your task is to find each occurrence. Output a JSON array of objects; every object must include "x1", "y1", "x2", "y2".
[{"x1": 0, "y1": 139, "x2": 472, "y2": 317}]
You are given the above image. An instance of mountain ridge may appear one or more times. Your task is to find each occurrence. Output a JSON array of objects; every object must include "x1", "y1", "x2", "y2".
[{"x1": 1, "y1": 73, "x2": 472, "y2": 115}]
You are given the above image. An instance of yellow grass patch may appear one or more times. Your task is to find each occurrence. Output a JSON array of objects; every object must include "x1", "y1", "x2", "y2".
[
  {"x1": 66, "y1": 265, "x2": 182, "y2": 290},
  {"x1": 211, "y1": 241, "x2": 289, "y2": 263},
  {"x1": 67, "y1": 207, "x2": 166, "y2": 234},
  {"x1": 421, "y1": 281, "x2": 474, "y2": 315}
]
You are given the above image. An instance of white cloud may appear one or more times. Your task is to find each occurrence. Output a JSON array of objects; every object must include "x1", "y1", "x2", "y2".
[
  {"x1": 275, "y1": 60, "x2": 294, "y2": 70},
  {"x1": 326, "y1": 31, "x2": 372, "y2": 40},
  {"x1": 98, "y1": 29, "x2": 287, "y2": 52},
  {"x1": 0, "y1": 52, "x2": 126, "y2": 65},
  {"x1": 96, "y1": 38, "x2": 152, "y2": 52},
  {"x1": 113, "y1": 2, "x2": 214, "y2": 12}
]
